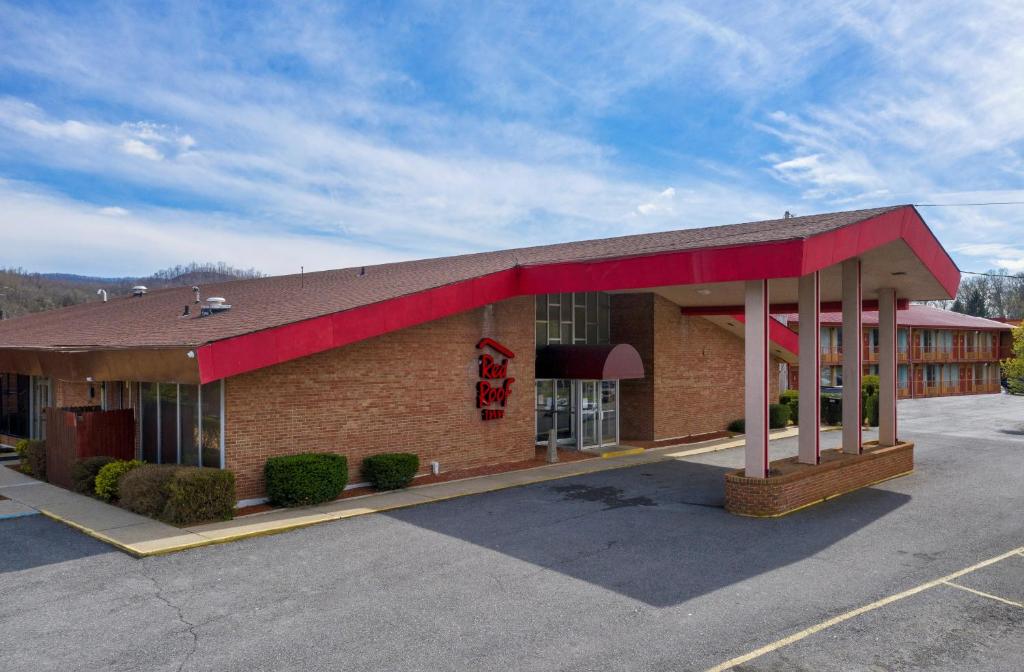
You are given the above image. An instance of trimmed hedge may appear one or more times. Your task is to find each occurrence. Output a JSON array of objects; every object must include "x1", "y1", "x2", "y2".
[
  {"x1": 120, "y1": 465, "x2": 182, "y2": 518},
  {"x1": 95, "y1": 459, "x2": 144, "y2": 501},
  {"x1": 780, "y1": 390, "x2": 799, "y2": 425},
  {"x1": 71, "y1": 456, "x2": 116, "y2": 494},
  {"x1": 362, "y1": 453, "x2": 419, "y2": 491},
  {"x1": 821, "y1": 396, "x2": 842, "y2": 426},
  {"x1": 119, "y1": 464, "x2": 236, "y2": 525},
  {"x1": 862, "y1": 374, "x2": 880, "y2": 397},
  {"x1": 768, "y1": 403, "x2": 791, "y2": 429},
  {"x1": 864, "y1": 393, "x2": 880, "y2": 427},
  {"x1": 162, "y1": 468, "x2": 235, "y2": 525},
  {"x1": 265, "y1": 453, "x2": 348, "y2": 507},
  {"x1": 15, "y1": 439, "x2": 46, "y2": 480},
  {"x1": 727, "y1": 418, "x2": 745, "y2": 433}
]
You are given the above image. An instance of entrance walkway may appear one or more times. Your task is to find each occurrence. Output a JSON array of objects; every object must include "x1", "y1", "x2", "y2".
[{"x1": 1, "y1": 428, "x2": 802, "y2": 557}]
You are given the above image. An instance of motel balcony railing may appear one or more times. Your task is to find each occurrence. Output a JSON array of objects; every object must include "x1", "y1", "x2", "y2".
[
  {"x1": 820, "y1": 346, "x2": 843, "y2": 365},
  {"x1": 955, "y1": 346, "x2": 999, "y2": 361},
  {"x1": 911, "y1": 379, "x2": 1001, "y2": 397}
]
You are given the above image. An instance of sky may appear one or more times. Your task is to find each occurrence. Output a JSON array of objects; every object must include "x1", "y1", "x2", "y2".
[{"x1": 1, "y1": 1, "x2": 1023, "y2": 277}]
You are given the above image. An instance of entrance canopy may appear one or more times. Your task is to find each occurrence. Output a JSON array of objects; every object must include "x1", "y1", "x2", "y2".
[{"x1": 536, "y1": 344, "x2": 645, "y2": 380}]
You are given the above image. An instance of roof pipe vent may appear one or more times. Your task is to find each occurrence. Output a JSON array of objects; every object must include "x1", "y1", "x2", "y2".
[
  {"x1": 132, "y1": 285, "x2": 147, "y2": 296},
  {"x1": 200, "y1": 296, "x2": 232, "y2": 317},
  {"x1": 96, "y1": 289, "x2": 108, "y2": 302},
  {"x1": 192, "y1": 286, "x2": 201, "y2": 303}
]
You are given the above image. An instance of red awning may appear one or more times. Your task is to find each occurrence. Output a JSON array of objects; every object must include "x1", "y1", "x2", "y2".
[{"x1": 535, "y1": 344, "x2": 645, "y2": 380}]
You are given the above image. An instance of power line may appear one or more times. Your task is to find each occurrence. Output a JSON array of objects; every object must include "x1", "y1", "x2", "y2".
[
  {"x1": 914, "y1": 201, "x2": 1024, "y2": 207},
  {"x1": 962, "y1": 270, "x2": 1024, "y2": 278}
]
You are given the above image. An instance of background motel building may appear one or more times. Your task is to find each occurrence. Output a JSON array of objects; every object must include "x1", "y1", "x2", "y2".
[
  {"x1": 0, "y1": 206, "x2": 965, "y2": 509},
  {"x1": 783, "y1": 304, "x2": 1012, "y2": 398}
]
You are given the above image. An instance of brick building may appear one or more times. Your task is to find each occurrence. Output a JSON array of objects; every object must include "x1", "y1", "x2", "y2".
[
  {"x1": 0, "y1": 205, "x2": 964, "y2": 507},
  {"x1": 782, "y1": 304, "x2": 1012, "y2": 398}
]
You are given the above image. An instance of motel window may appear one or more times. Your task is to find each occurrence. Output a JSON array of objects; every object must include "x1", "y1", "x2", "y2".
[
  {"x1": 898, "y1": 365, "x2": 909, "y2": 387},
  {"x1": 535, "y1": 292, "x2": 610, "y2": 346},
  {"x1": 139, "y1": 381, "x2": 224, "y2": 468},
  {"x1": 898, "y1": 329, "x2": 908, "y2": 352},
  {"x1": 0, "y1": 373, "x2": 30, "y2": 438}
]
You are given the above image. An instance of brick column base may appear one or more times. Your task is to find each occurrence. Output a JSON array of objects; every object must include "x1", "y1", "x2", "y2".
[{"x1": 724, "y1": 441, "x2": 914, "y2": 517}]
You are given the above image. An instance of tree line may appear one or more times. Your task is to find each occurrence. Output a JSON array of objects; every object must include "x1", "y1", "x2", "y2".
[{"x1": 926, "y1": 269, "x2": 1024, "y2": 320}]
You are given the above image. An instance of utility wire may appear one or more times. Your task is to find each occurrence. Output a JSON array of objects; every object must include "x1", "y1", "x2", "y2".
[
  {"x1": 961, "y1": 270, "x2": 1024, "y2": 278},
  {"x1": 914, "y1": 201, "x2": 1024, "y2": 207}
]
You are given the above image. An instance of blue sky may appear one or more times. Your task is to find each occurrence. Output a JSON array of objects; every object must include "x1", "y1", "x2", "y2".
[{"x1": 1, "y1": 1, "x2": 1023, "y2": 276}]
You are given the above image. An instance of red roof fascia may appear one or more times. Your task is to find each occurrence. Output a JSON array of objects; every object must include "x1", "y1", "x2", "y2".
[
  {"x1": 196, "y1": 206, "x2": 959, "y2": 382},
  {"x1": 680, "y1": 299, "x2": 910, "y2": 316},
  {"x1": 727, "y1": 314, "x2": 801, "y2": 358}
]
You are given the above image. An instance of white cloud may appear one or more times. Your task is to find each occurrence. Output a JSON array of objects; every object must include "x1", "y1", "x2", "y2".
[
  {"x1": 636, "y1": 187, "x2": 677, "y2": 216},
  {"x1": 120, "y1": 138, "x2": 163, "y2": 161},
  {"x1": 97, "y1": 206, "x2": 130, "y2": 217}
]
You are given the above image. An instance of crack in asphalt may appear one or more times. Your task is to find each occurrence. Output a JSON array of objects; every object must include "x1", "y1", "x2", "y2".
[{"x1": 140, "y1": 564, "x2": 199, "y2": 672}]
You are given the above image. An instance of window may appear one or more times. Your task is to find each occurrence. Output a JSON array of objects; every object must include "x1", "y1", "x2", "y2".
[
  {"x1": 139, "y1": 380, "x2": 224, "y2": 467},
  {"x1": 535, "y1": 292, "x2": 611, "y2": 346},
  {"x1": 0, "y1": 373, "x2": 29, "y2": 438}
]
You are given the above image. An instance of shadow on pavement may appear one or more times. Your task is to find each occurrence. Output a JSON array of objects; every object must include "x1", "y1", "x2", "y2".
[
  {"x1": 386, "y1": 458, "x2": 910, "y2": 607},
  {"x1": 0, "y1": 515, "x2": 112, "y2": 573}
]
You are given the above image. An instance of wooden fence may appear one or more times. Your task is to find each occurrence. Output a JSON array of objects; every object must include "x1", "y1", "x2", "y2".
[{"x1": 45, "y1": 408, "x2": 135, "y2": 489}]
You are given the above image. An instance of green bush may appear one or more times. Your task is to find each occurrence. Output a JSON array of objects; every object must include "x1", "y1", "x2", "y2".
[
  {"x1": 862, "y1": 374, "x2": 880, "y2": 397},
  {"x1": 94, "y1": 459, "x2": 144, "y2": 501},
  {"x1": 779, "y1": 389, "x2": 799, "y2": 405},
  {"x1": 727, "y1": 418, "x2": 745, "y2": 433},
  {"x1": 821, "y1": 396, "x2": 843, "y2": 426},
  {"x1": 265, "y1": 453, "x2": 348, "y2": 507},
  {"x1": 768, "y1": 403, "x2": 791, "y2": 429},
  {"x1": 15, "y1": 439, "x2": 46, "y2": 480},
  {"x1": 362, "y1": 453, "x2": 419, "y2": 490},
  {"x1": 71, "y1": 456, "x2": 116, "y2": 494},
  {"x1": 162, "y1": 468, "x2": 235, "y2": 525},
  {"x1": 787, "y1": 397, "x2": 799, "y2": 425},
  {"x1": 120, "y1": 465, "x2": 182, "y2": 518},
  {"x1": 119, "y1": 464, "x2": 236, "y2": 525},
  {"x1": 864, "y1": 393, "x2": 880, "y2": 427}
]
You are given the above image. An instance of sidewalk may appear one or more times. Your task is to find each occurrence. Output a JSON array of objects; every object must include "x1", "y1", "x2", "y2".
[{"x1": 0, "y1": 427, "x2": 800, "y2": 557}]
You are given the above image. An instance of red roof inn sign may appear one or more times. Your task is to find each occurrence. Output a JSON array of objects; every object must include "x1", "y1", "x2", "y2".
[{"x1": 476, "y1": 338, "x2": 516, "y2": 421}]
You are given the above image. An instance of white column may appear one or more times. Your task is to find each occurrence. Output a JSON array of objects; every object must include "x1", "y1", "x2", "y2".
[
  {"x1": 797, "y1": 272, "x2": 820, "y2": 464},
  {"x1": 841, "y1": 259, "x2": 862, "y2": 454},
  {"x1": 878, "y1": 287, "x2": 897, "y2": 446},
  {"x1": 744, "y1": 279, "x2": 769, "y2": 478}
]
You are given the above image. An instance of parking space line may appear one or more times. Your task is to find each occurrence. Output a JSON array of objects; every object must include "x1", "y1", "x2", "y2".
[
  {"x1": 940, "y1": 580, "x2": 1024, "y2": 609},
  {"x1": 704, "y1": 545, "x2": 1024, "y2": 672}
]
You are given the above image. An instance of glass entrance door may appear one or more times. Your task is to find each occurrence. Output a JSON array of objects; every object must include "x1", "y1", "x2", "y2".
[
  {"x1": 600, "y1": 380, "x2": 618, "y2": 446},
  {"x1": 577, "y1": 380, "x2": 618, "y2": 449}
]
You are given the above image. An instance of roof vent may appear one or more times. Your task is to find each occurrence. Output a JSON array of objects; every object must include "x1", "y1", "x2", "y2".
[
  {"x1": 200, "y1": 296, "x2": 232, "y2": 317},
  {"x1": 132, "y1": 285, "x2": 148, "y2": 296}
]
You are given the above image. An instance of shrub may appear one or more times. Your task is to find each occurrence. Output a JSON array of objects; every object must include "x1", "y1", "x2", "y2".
[
  {"x1": 15, "y1": 439, "x2": 46, "y2": 480},
  {"x1": 787, "y1": 397, "x2": 799, "y2": 425},
  {"x1": 768, "y1": 403, "x2": 791, "y2": 429},
  {"x1": 864, "y1": 393, "x2": 880, "y2": 427},
  {"x1": 862, "y1": 374, "x2": 880, "y2": 397},
  {"x1": 727, "y1": 418, "x2": 745, "y2": 433},
  {"x1": 120, "y1": 465, "x2": 182, "y2": 517},
  {"x1": 94, "y1": 459, "x2": 144, "y2": 501},
  {"x1": 71, "y1": 456, "x2": 116, "y2": 494},
  {"x1": 162, "y1": 468, "x2": 235, "y2": 525},
  {"x1": 779, "y1": 389, "x2": 799, "y2": 405},
  {"x1": 265, "y1": 453, "x2": 348, "y2": 507},
  {"x1": 362, "y1": 453, "x2": 419, "y2": 490}
]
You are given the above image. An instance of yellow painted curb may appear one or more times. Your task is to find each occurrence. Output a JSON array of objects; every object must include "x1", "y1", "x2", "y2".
[{"x1": 599, "y1": 447, "x2": 646, "y2": 459}]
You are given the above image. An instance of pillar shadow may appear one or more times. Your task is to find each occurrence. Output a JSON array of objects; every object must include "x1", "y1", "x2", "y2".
[{"x1": 384, "y1": 458, "x2": 910, "y2": 607}]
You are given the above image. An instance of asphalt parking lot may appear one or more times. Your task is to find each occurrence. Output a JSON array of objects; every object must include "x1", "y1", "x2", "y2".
[{"x1": 2, "y1": 394, "x2": 1022, "y2": 671}]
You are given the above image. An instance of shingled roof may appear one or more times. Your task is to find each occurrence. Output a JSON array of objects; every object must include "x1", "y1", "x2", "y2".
[
  {"x1": 0, "y1": 205, "x2": 905, "y2": 351},
  {"x1": 784, "y1": 303, "x2": 1013, "y2": 331}
]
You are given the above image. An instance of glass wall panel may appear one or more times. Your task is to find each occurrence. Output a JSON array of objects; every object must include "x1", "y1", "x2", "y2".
[
  {"x1": 179, "y1": 384, "x2": 200, "y2": 466},
  {"x1": 140, "y1": 382, "x2": 159, "y2": 463},
  {"x1": 535, "y1": 292, "x2": 611, "y2": 346},
  {"x1": 159, "y1": 384, "x2": 178, "y2": 465},
  {"x1": 555, "y1": 380, "x2": 573, "y2": 441},
  {"x1": 0, "y1": 374, "x2": 30, "y2": 438},
  {"x1": 535, "y1": 380, "x2": 554, "y2": 443},
  {"x1": 200, "y1": 381, "x2": 222, "y2": 468}
]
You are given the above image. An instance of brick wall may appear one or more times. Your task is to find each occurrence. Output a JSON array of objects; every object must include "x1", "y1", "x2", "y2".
[
  {"x1": 613, "y1": 293, "x2": 780, "y2": 442},
  {"x1": 224, "y1": 297, "x2": 536, "y2": 501},
  {"x1": 55, "y1": 380, "x2": 94, "y2": 408}
]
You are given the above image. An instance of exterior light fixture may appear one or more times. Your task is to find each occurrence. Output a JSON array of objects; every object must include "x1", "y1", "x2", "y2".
[
  {"x1": 696, "y1": 288, "x2": 712, "y2": 296},
  {"x1": 186, "y1": 350, "x2": 196, "y2": 359}
]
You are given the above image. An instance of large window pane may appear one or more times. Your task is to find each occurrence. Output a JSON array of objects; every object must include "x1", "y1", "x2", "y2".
[
  {"x1": 179, "y1": 384, "x2": 200, "y2": 466},
  {"x1": 140, "y1": 382, "x2": 159, "y2": 463},
  {"x1": 159, "y1": 384, "x2": 178, "y2": 465},
  {"x1": 0, "y1": 374, "x2": 30, "y2": 438},
  {"x1": 201, "y1": 381, "x2": 222, "y2": 468}
]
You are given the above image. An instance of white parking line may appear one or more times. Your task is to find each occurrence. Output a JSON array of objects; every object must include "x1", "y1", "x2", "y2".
[
  {"x1": 704, "y1": 545, "x2": 1024, "y2": 672},
  {"x1": 941, "y1": 580, "x2": 1024, "y2": 609}
]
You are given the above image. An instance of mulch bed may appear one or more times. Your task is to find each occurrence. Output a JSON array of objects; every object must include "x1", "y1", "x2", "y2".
[{"x1": 234, "y1": 447, "x2": 596, "y2": 518}]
